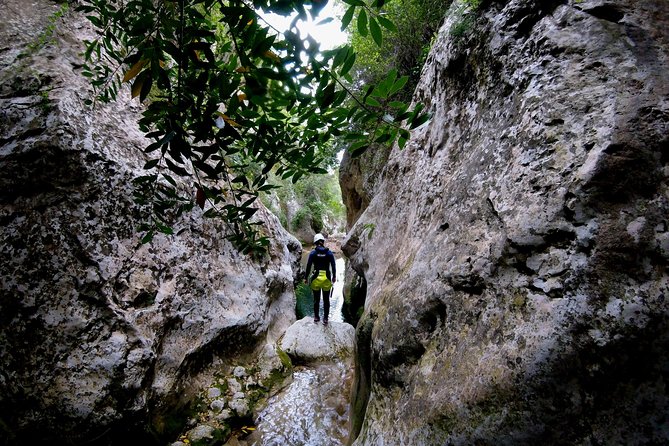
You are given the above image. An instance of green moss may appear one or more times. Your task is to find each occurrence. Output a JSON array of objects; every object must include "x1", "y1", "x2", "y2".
[
  {"x1": 511, "y1": 289, "x2": 527, "y2": 310},
  {"x1": 214, "y1": 379, "x2": 229, "y2": 394},
  {"x1": 276, "y1": 346, "x2": 293, "y2": 370},
  {"x1": 342, "y1": 274, "x2": 367, "y2": 327}
]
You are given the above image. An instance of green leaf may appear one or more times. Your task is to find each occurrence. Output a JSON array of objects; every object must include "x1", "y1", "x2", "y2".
[
  {"x1": 341, "y1": 6, "x2": 355, "y2": 31},
  {"x1": 389, "y1": 101, "x2": 407, "y2": 109},
  {"x1": 141, "y1": 231, "x2": 154, "y2": 244},
  {"x1": 369, "y1": 17, "x2": 382, "y2": 46},
  {"x1": 319, "y1": 82, "x2": 336, "y2": 109},
  {"x1": 398, "y1": 129, "x2": 411, "y2": 149},
  {"x1": 357, "y1": 9, "x2": 368, "y2": 37},
  {"x1": 332, "y1": 45, "x2": 350, "y2": 69},
  {"x1": 389, "y1": 75, "x2": 409, "y2": 96},
  {"x1": 349, "y1": 141, "x2": 369, "y2": 157},
  {"x1": 163, "y1": 174, "x2": 177, "y2": 187},
  {"x1": 410, "y1": 112, "x2": 432, "y2": 129},
  {"x1": 165, "y1": 158, "x2": 190, "y2": 176},
  {"x1": 376, "y1": 15, "x2": 398, "y2": 32},
  {"x1": 80, "y1": 0, "x2": 392, "y2": 256},
  {"x1": 380, "y1": 69, "x2": 397, "y2": 92},
  {"x1": 156, "y1": 223, "x2": 174, "y2": 235},
  {"x1": 143, "y1": 159, "x2": 160, "y2": 169},
  {"x1": 139, "y1": 72, "x2": 153, "y2": 102},
  {"x1": 83, "y1": 40, "x2": 98, "y2": 61},
  {"x1": 340, "y1": 51, "x2": 356, "y2": 76},
  {"x1": 375, "y1": 132, "x2": 392, "y2": 143}
]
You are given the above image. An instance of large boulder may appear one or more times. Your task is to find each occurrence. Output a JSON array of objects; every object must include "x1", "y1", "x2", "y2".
[
  {"x1": 280, "y1": 317, "x2": 355, "y2": 364},
  {"x1": 0, "y1": 1, "x2": 300, "y2": 444},
  {"x1": 344, "y1": 0, "x2": 669, "y2": 444}
]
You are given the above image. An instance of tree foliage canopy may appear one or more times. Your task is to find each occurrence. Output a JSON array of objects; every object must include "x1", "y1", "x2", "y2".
[
  {"x1": 347, "y1": 0, "x2": 448, "y2": 102},
  {"x1": 78, "y1": 0, "x2": 428, "y2": 256}
]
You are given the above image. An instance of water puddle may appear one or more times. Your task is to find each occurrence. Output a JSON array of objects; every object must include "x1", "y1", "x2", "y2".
[{"x1": 247, "y1": 361, "x2": 353, "y2": 446}]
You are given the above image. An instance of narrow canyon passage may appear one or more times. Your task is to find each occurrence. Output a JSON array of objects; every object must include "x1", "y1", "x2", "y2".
[{"x1": 246, "y1": 257, "x2": 353, "y2": 445}]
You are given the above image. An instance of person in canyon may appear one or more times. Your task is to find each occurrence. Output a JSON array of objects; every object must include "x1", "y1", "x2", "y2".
[{"x1": 304, "y1": 233, "x2": 337, "y2": 325}]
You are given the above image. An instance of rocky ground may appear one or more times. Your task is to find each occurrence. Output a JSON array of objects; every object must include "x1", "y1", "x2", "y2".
[{"x1": 171, "y1": 318, "x2": 355, "y2": 446}]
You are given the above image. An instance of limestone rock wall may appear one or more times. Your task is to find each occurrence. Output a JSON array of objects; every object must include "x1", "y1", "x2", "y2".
[
  {"x1": 339, "y1": 144, "x2": 391, "y2": 230},
  {"x1": 343, "y1": 0, "x2": 669, "y2": 444},
  {"x1": 0, "y1": 1, "x2": 300, "y2": 444}
]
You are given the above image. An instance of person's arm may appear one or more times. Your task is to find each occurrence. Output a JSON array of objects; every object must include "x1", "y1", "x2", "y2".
[
  {"x1": 305, "y1": 252, "x2": 313, "y2": 283},
  {"x1": 329, "y1": 251, "x2": 336, "y2": 283}
]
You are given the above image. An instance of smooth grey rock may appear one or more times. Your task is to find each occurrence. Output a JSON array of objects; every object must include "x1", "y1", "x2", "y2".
[
  {"x1": 210, "y1": 399, "x2": 226, "y2": 412},
  {"x1": 207, "y1": 387, "x2": 222, "y2": 399},
  {"x1": 233, "y1": 366, "x2": 247, "y2": 379},
  {"x1": 227, "y1": 378, "x2": 242, "y2": 395},
  {"x1": 342, "y1": 0, "x2": 669, "y2": 445},
  {"x1": 0, "y1": 0, "x2": 300, "y2": 443},
  {"x1": 280, "y1": 317, "x2": 355, "y2": 363},
  {"x1": 229, "y1": 398, "x2": 251, "y2": 417},
  {"x1": 187, "y1": 424, "x2": 215, "y2": 442},
  {"x1": 215, "y1": 408, "x2": 233, "y2": 421}
]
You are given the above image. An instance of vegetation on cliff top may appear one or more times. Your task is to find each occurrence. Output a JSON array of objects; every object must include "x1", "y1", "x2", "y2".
[{"x1": 347, "y1": 0, "x2": 448, "y2": 103}]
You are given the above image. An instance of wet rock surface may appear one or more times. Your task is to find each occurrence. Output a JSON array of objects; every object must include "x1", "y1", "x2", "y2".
[
  {"x1": 171, "y1": 344, "x2": 293, "y2": 446},
  {"x1": 247, "y1": 319, "x2": 355, "y2": 446},
  {"x1": 248, "y1": 362, "x2": 353, "y2": 446},
  {"x1": 172, "y1": 319, "x2": 355, "y2": 446},
  {"x1": 343, "y1": 0, "x2": 669, "y2": 444}
]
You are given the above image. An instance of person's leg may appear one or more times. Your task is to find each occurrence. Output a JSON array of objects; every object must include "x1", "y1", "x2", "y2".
[
  {"x1": 323, "y1": 289, "x2": 330, "y2": 325},
  {"x1": 313, "y1": 289, "x2": 321, "y2": 322}
]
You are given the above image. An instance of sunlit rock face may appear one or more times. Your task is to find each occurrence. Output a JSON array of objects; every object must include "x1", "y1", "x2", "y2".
[
  {"x1": 343, "y1": 0, "x2": 669, "y2": 444},
  {"x1": 0, "y1": 1, "x2": 300, "y2": 444}
]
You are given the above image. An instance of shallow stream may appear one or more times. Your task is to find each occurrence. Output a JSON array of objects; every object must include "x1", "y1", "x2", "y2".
[
  {"x1": 247, "y1": 361, "x2": 353, "y2": 445},
  {"x1": 246, "y1": 258, "x2": 352, "y2": 445}
]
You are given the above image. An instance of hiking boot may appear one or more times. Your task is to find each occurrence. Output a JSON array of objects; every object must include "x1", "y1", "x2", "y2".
[
  {"x1": 314, "y1": 317, "x2": 320, "y2": 324},
  {"x1": 323, "y1": 319, "x2": 329, "y2": 326}
]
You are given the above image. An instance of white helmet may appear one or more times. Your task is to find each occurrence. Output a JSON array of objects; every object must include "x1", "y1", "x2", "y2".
[{"x1": 313, "y1": 233, "x2": 325, "y2": 244}]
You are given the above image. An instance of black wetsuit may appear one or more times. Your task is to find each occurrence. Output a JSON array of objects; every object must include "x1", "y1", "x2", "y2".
[{"x1": 305, "y1": 245, "x2": 336, "y2": 322}]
